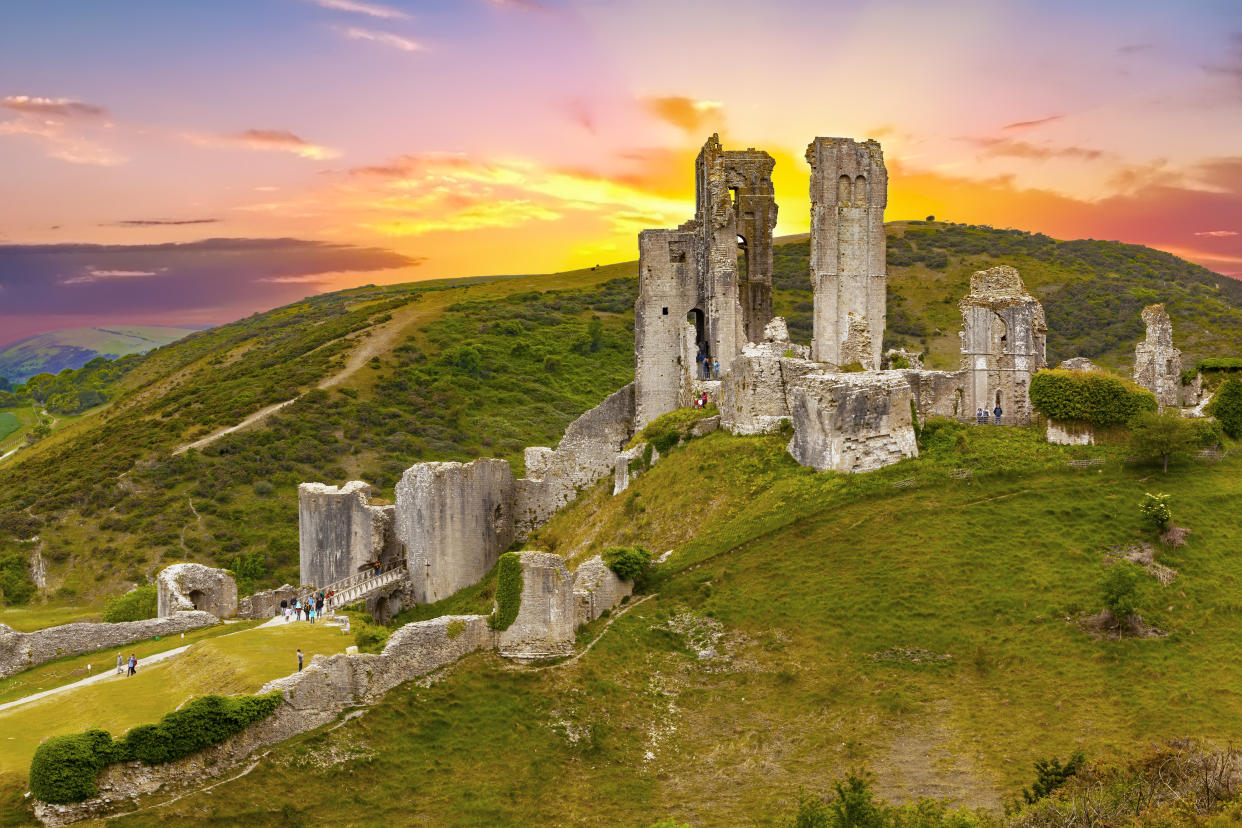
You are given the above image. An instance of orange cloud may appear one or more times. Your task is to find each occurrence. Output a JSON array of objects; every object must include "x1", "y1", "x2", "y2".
[
  {"x1": 963, "y1": 136, "x2": 1107, "y2": 162},
  {"x1": 644, "y1": 96, "x2": 723, "y2": 133},
  {"x1": 1001, "y1": 115, "x2": 1063, "y2": 131},
  {"x1": 189, "y1": 129, "x2": 340, "y2": 160},
  {"x1": 2, "y1": 95, "x2": 108, "y2": 119}
]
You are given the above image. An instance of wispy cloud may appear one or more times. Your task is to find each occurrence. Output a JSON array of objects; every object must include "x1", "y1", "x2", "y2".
[
  {"x1": 1001, "y1": 115, "x2": 1063, "y2": 131},
  {"x1": 0, "y1": 118, "x2": 126, "y2": 166},
  {"x1": 111, "y1": 218, "x2": 220, "y2": 227},
  {"x1": 339, "y1": 26, "x2": 422, "y2": 52},
  {"x1": 2, "y1": 95, "x2": 108, "y2": 119},
  {"x1": 963, "y1": 136, "x2": 1106, "y2": 162},
  {"x1": 644, "y1": 96, "x2": 723, "y2": 133},
  {"x1": 302, "y1": 0, "x2": 409, "y2": 20},
  {"x1": 1194, "y1": 229, "x2": 1238, "y2": 237},
  {"x1": 62, "y1": 266, "x2": 162, "y2": 285},
  {"x1": 188, "y1": 129, "x2": 339, "y2": 160},
  {"x1": 481, "y1": 0, "x2": 546, "y2": 10}
]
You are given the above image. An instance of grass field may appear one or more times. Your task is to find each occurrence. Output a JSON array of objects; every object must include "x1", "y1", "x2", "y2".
[
  {"x1": 0, "y1": 413, "x2": 17, "y2": 444},
  {"x1": 0, "y1": 601, "x2": 106, "y2": 632},
  {"x1": 0, "y1": 620, "x2": 350, "y2": 779},
  {"x1": 24, "y1": 424, "x2": 1225, "y2": 828},
  {"x1": 0, "y1": 620, "x2": 261, "y2": 706}
]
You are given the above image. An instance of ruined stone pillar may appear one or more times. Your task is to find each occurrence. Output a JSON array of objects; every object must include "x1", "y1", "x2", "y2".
[
  {"x1": 807, "y1": 138, "x2": 887, "y2": 369},
  {"x1": 1133, "y1": 303, "x2": 1182, "y2": 410},
  {"x1": 635, "y1": 228, "x2": 699, "y2": 427},
  {"x1": 298, "y1": 481, "x2": 392, "y2": 589},
  {"x1": 496, "y1": 552, "x2": 576, "y2": 660}
]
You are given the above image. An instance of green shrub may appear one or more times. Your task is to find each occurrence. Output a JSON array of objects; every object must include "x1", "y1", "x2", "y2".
[
  {"x1": 0, "y1": 551, "x2": 35, "y2": 605},
  {"x1": 1208, "y1": 378, "x2": 1242, "y2": 438},
  {"x1": 102, "y1": 584, "x2": 157, "y2": 622},
  {"x1": 1021, "y1": 750, "x2": 1086, "y2": 804},
  {"x1": 1029, "y1": 369, "x2": 1157, "y2": 427},
  {"x1": 1196, "y1": 357, "x2": 1242, "y2": 373},
  {"x1": 1100, "y1": 560, "x2": 1143, "y2": 623},
  {"x1": 29, "y1": 730, "x2": 117, "y2": 804},
  {"x1": 1139, "y1": 492, "x2": 1172, "y2": 532},
  {"x1": 354, "y1": 620, "x2": 391, "y2": 654},
  {"x1": 787, "y1": 791, "x2": 832, "y2": 828},
  {"x1": 489, "y1": 552, "x2": 523, "y2": 631},
  {"x1": 29, "y1": 694, "x2": 281, "y2": 803},
  {"x1": 602, "y1": 546, "x2": 652, "y2": 588},
  {"x1": 1190, "y1": 417, "x2": 1224, "y2": 448},
  {"x1": 629, "y1": 406, "x2": 719, "y2": 455}
]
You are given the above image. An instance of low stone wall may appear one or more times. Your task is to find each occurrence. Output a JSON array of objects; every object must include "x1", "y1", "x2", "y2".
[
  {"x1": 0, "y1": 612, "x2": 217, "y2": 680},
  {"x1": 156, "y1": 563, "x2": 237, "y2": 619},
  {"x1": 1046, "y1": 420, "x2": 1094, "y2": 446}
]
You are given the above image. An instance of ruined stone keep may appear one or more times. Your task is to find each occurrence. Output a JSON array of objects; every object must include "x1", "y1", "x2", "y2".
[
  {"x1": 807, "y1": 138, "x2": 888, "y2": 370},
  {"x1": 634, "y1": 135, "x2": 777, "y2": 427}
]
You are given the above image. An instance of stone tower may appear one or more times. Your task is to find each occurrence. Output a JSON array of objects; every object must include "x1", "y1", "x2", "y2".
[
  {"x1": 1133, "y1": 303, "x2": 1182, "y2": 410},
  {"x1": 806, "y1": 138, "x2": 887, "y2": 369},
  {"x1": 634, "y1": 135, "x2": 777, "y2": 427},
  {"x1": 958, "y1": 265, "x2": 1047, "y2": 425}
]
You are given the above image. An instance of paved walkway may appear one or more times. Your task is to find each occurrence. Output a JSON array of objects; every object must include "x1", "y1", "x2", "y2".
[{"x1": 0, "y1": 646, "x2": 189, "y2": 713}]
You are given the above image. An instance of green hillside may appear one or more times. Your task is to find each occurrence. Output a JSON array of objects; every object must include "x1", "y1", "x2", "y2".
[
  {"x1": 0, "y1": 325, "x2": 199, "y2": 385},
  {"x1": 63, "y1": 424, "x2": 1242, "y2": 828},
  {"x1": 0, "y1": 224, "x2": 1240, "y2": 605}
]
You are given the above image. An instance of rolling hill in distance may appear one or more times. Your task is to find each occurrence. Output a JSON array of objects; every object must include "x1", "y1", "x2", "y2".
[{"x1": 0, "y1": 325, "x2": 201, "y2": 385}]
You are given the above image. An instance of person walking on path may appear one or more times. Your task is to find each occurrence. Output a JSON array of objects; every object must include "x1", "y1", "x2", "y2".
[
  {"x1": 993, "y1": 404, "x2": 1002, "y2": 425},
  {"x1": 126, "y1": 654, "x2": 136, "y2": 677},
  {"x1": 115, "y1": 653, "x2": 124, "y2": 675},
  {"x1": 297, "y1": 649, "x2": 303, "y2": 672}
]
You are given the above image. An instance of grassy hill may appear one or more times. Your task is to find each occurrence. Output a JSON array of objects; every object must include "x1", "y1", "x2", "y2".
[
  {"x1": 0, "y1": 325, "x2": 199, "y2": 385},
  {"x1": 37, "y1": 423, "x2": 1236, "y2": 828},
  {"x1": 1, "y1": 223, "x2": 1240, "y2": 605}
]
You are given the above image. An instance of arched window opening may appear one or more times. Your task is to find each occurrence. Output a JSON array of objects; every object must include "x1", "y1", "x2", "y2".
[{"x1": 838, "y1": 174, "x2": 853, "y2": 204}]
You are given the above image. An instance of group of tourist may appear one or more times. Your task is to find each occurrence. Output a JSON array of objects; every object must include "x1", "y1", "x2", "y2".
[
  {"x1": 976, "y1": 405, "x2": 1003, "y2": 425},
  {"x1": 693, "y1": 391, "x2": 712, "y2": 409},
  {"x1": 114, "y1": 652, "x2": 138, "y2": 676},
  {"x1": 280, "y1": 589, "x2": 334, "y2": 623},
  {"x1": 697, "y1": 352, "x2": 719, "y2": 381}
]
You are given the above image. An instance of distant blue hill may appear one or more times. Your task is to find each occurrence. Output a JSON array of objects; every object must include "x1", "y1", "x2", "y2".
[{"x1": 0, "y1": 325, "x2": 201, "y2": 385}]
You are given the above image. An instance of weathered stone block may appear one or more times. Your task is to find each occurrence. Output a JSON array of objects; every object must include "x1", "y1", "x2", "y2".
[
  {"x1": 497, "y1": 552, "x2": 576, "y2": 660},
  {"x1": 1133, "y1": 303, "x2": 1182, "y2": 410},
  {"x1": 1046, "y1": 420, "x2": 1094, "y2": 445},
  {"x1": 572, "y1": 555, "x2": 633, "y2": 627},
  {"x1": 787, "y1": 371, "x2": 917, "y2": 473},
  {"x1": 298, "y1": 481, "x2": 391, "y2": 589}
]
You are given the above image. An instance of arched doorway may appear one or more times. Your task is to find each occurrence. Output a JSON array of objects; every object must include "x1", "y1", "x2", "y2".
[
  {"x1": 187, "y1": 589, "x2": 205, "y2": 611},
  {"x1": 687, "y1": 308, "x2": 708, "y2": 378}
]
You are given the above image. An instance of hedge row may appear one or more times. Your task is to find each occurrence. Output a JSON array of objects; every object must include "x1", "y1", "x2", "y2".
[
  {"x1": 30, "y1": 692, "x2": 282, "y2": 804},
  {"x1": 1029, "y1": 369, "x2": 1157, "y2": 427},
  {"x1": 488, "y1": 552, "x2": 523, "y2": 631}
]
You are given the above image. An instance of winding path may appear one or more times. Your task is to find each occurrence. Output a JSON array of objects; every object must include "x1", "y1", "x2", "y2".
[{"x1": 0, "y1": 645, "x2": 189, "y2": 713}]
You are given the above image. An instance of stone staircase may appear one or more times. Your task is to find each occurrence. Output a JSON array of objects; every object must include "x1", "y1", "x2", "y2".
[{"x1": 323, "y1": 562, "x2": 407, "y2": 612}]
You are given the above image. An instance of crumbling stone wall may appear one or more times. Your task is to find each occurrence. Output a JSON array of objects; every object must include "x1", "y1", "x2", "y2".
[
  {"x1": 787, "y1": 372, "x2": 918, "y2": 473},
  {"x1": 0, "y1": 612, "x2": 216, "y2": 680},
  {"x1": 719, "y1": 317, "x2": 817, "y2": 435},
  {"x1": 298, "y1": 481, "x2": 393, "y2": 589},
  {"x1": 497, "y1": 552, "x2": 577, "y2": 660},
  {"x1": 1133, "y1": 303, "x2": 1183, "y2": 410},
  {"x1": 807, "y1": 137, "x2": 887, "y2": 369},
  {"x1": 394, "y1": 459, "x2": 516, "y2": 604},
  {"x1": 237, "y1": 584, "x2": 296, "y2": 619},
  {"x1": 900, "y1": 369, "x2": 968, "y2": 420},
  {"x1": 515, "y1": 383, "x2": 636, "y2": 536},
  {"x1": 958, "y1": 265, "x2": 1047, "y2": 425},
  {"x1": 1046, "y1": 420, "x2": 1095, "y2": 446},
  {"x1": 156, "y1": 563, "x2": 237, "y2": 618}
]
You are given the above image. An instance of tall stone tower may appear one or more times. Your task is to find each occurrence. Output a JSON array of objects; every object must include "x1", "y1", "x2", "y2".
[{"x1": 806, "y1": 138, "x2": 887, "y2": 369}]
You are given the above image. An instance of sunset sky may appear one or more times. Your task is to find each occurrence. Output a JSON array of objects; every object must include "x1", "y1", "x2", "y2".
[{"x1": 2, "y1": 0, "x2": 1241, "y2": 343}]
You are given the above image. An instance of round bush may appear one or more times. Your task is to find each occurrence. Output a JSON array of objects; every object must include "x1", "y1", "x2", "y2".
[
  {"x1": 29, "y1": 730, "x2": 116, "y2": 804},
  {"x1": 1029, "y1": 369, "x2": 1157, "y2": 427}
]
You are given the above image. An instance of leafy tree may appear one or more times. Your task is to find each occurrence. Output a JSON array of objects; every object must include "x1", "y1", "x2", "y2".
[
  {"x1": 449, "y1": 345, "x2": 482, "y2": 377},
  {"x1": 828, "y1": 773, "x2": 885, "y2": 828},
  {"x1": 0, "y1": 551, "x2": 36, "y2": 605},
  {"x1": 602, "y1": 546, "x2": 651, "y2": 588},
  {"x1": 102, "y1": 584, "x2": 156, "y2": 622},
  {"x1": 1208, "y1": 378, "x2": 1242, "y2": 439},
  {"x1": 1128, "y1": 410, "x2": 1197, "y2": 472},
  {"x1": 1100, "y1": 561, "x2": 1143, "y2": 624}
]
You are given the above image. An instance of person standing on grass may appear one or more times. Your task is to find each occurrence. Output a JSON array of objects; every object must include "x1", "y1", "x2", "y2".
[
  {"x1": 297, "y1": 648, "x2": 303, "y2": 672},
  {"x1": 993, "y1": 403, "x2": 1002, "y2": 425},
  {"x1": 116, "y1": 652, "x2": 124, "y2": 675}
]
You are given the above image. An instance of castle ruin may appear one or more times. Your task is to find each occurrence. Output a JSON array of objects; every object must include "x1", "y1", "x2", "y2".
[{"x1": 1133, "y1": 303, "x2": 1183, "y2": 410}]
